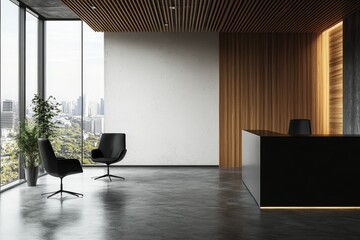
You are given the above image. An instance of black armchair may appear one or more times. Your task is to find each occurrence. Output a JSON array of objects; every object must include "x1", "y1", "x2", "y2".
[
  {"x1": 91, "y1": 133, "x2": 127, "y2": 181},
  {"x1": 288, "y1": 119, "x2": 311, "y2": 135},
  {"x1": 38, "y1": 138, "x2": 83, "y2": 198}
]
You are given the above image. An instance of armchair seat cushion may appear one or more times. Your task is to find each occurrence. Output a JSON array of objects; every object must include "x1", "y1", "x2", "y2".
[
  {"x1": 92, "y1": 157, "x2": 119, "y2": 164},
  {"x1": 55, "y1": 158, "x2": 83, "y2": 178}
]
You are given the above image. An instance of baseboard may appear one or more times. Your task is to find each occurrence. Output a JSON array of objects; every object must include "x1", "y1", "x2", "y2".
[{"x1": 0, "y1": 180, "x2": 26, "y2": 193}]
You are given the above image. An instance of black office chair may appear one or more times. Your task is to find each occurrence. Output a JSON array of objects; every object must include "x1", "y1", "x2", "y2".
[
  {"x1": 38, "y1": 138, "x2": 83, "y2": 198},
  {"x1": 288, "y1": 119, "x2": 311, "y2": 135},
  {"x1": 91, "y1": 133, "x2": 127, "y2": 181}
]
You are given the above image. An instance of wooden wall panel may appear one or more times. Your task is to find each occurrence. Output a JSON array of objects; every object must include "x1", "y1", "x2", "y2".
[
  {"x1": 328, "y1": 23, "x2": 343, "y2": 134},
  {"x1": 219, "y1": 33, "x2": 328, "y2": 168}
]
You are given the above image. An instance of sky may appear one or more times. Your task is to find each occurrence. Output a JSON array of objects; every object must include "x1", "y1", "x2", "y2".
[{"x1": 1, "y1": 0, "x2": 104, "y2": 105}]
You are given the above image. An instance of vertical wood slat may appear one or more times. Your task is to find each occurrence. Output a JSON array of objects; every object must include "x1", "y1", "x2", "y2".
[
  {"x1": 328, "y1": 23, "x2": 343, "y2": 134},
  {"x1": 312, "y1": 31, "x2": 329, "y2": 135},
  {"x1": 219, "y1": 33, "x2": 328, "y2": 168}
]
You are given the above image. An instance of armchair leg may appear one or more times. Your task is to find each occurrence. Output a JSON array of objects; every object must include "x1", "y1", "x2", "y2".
[
  {"x1": 93, "y1": 165, "x2": 125, "y2": 181},
  {"x1": 109, "y1": 174, "x2": 125, "y2": 180},
  {"x1": 62, "y1": 190, "x2": 83, "y2": 197},
  {"x1": 93, "y1": 173, "x2": 125, "y2": 181},
  {"x1": 41, "y1": 190, "x2": 58, "y2": 195},
  {"x1": 42, "y1": 190, "x2": 61, "y2": 198},
  {"x1": 42, "y1": 190, "x2": 83, "y2": 198},
  {"x1": 42, "y1": 178, "x2": 83, "y2": 198},
  {"x1": 93, "y1": 174, "x2": 109, "y2": 180}
]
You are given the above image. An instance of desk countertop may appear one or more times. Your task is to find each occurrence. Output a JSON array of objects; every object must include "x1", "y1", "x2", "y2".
[{"x1": 243, "y1": 129, "x2": 360, "y2": 137}]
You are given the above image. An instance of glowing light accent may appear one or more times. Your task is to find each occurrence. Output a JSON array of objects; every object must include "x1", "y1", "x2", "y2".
[
  {"x1": 260, "y1": 206, "x2": 360, "y2": 210},
  {"x1": 325, "y1": 21, "x2": 343, "y2": 32}
]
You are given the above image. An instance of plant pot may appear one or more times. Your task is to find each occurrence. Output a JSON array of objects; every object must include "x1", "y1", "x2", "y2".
[{"x1": 25, "y1": 166, "x2": 39, "y2": 186}]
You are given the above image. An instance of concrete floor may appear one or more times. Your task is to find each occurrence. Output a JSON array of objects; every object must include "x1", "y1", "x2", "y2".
[{"x1": 1, "y1": 167, "x2": 360, "y2": 240}]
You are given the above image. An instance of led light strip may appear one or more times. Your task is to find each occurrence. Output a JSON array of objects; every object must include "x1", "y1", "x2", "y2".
[{"x1": 261, "y1": 206, "x2": 360, "y2": 210}]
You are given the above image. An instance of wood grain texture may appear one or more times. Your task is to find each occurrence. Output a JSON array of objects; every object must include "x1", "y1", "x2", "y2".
[
  {"x1": 219, "y1": 33, "x2": 328, "y2": 168},
  {"x1": 62, "y1": 0, "x2": 360, "y2": 33},
  {"x1": 313, "y1": 31, "x2": 329, "y2": 135},
  {"x1": 328, "y1": 23, "x2": 343, "y2": 134}
]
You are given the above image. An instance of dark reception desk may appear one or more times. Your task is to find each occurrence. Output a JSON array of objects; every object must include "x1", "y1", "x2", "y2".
[{"x1": 242, "y1": 130, "x2": 360, "y2": 208}]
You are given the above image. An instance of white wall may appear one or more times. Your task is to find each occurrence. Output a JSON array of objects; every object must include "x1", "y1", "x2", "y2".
[{"x1": 104, "y1": 33, "x2": 218, "y2": 165}]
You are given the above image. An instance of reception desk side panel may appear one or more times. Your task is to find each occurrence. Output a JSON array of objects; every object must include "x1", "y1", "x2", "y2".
[
  {"x1": 260, "y1": 136, "x2": 360, "y2": 207},
  {"x1": 242, "y1": 130, "x2": 261, "y2": 206}
]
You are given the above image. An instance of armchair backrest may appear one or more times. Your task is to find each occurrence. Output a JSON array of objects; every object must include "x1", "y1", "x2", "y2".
[
  {"x1": 288, "y1": 119, "x2": 311, "y2": 135},
  {"x1": 38, "y1": 138, "x2": 57, "y2": 174},
  {"x1": 98, "y1": 133, "x2": 126, "y2": 159}
]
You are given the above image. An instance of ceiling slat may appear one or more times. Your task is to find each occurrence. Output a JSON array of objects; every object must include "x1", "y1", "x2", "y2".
[
  {"x1": 143, "y1": 0, "x2": 158, "y2": 32},
  {"x1": 189, "y1": 0, "x2": 197, "y2": 31},
  {"x1": 196, "y1": 0, "x2": 205, "y2": 31},
  {"x1": 114, "y1": 0, "x2": 136, "y2": 32},
  {"x1": 221, "y1": 0, "x2": 243, "y2": 32},
  {"x1": 161, "y1": 0, "x2": 170, "y2": 32},
  {"x1": 96, "y1": 0, "x2": 119, "y2": 31},
  {"x1": 212, "y1": 1, "x2": 227, "y2": 31},
  {"x1": 205, "y1": 1, "x2": 220, "y2": 32},
  {"x1": 107, "y1": 0, "x2": 127, "y2": 31}
]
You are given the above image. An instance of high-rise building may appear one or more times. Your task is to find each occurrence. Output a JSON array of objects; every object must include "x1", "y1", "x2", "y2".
[
  {"x1": 74, "y1": 95, "x2": 88, "y2": 116},
  {"x1": 61, "y1": 101, "x2": 68, "y2": 113},
  {"x1": 0, "y1": 111, "x2": 14, "y2": 129},
  {"x1": 3, "y1": 100, "x2": 14, "y2": 112},
  {"x1": 74, "y1": 96, "x2": 82, "y2": 116},
  {"x1": 83, "y1": 95, "x2": 88, "y2": 117},
  {"x1": 83, "y1": 119, "x2": 93, "y2": 132},
  {"x1": 88, "y1": 102, "x2": 98, "y2": 116},
  {"x1": 99, "y1": 98, "x2": 104, "y2": 115},
  {"x1": 1, "y1": 100, "x2": 15, "y2": 129},
  {"x1": 94, "y1": 117, "x2": 103, "y2": 134}
]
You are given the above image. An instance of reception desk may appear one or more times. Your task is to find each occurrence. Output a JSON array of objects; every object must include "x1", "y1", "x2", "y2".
[{"x1": 242, "y1": 130, "x2": 360, "y2": 208}]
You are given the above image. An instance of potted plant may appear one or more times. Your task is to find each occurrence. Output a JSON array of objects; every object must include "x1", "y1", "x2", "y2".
[
  {"x1": 14, "y1": 95, "x2": 61, "y2": 186},
  {"x1": 32, "y1": 94, "x2": 61, "y2": 138},
  {"x1": 32, "y1": 94, "x2": 61, "y2": 175},
  {"x1": 14, "y1": 120, "x2": 40, "y2": 186}
]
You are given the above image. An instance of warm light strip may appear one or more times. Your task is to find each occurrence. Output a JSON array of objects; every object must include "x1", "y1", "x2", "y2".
[
  {"x1": 261, "y1": 206, "x2": 360, "y2": 210},
  {"x1": 325, "y1": 21, "x2": 343, "y2": 32}
]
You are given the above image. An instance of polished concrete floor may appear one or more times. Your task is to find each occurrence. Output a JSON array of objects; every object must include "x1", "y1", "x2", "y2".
[{"x1": 1, "y1": 167, "x2": 360, "y2": 240}]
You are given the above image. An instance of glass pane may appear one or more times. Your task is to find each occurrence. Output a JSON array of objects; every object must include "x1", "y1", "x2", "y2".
[
  {"x1": 83, "y1": 23, "x2": 104, "y2": 164},
  {"x1": 1, "y1": 0, "x2": 20, "y2": 187},
  {"x1": 46, "y1": 21, "x2": 82, "y2": 160},
  {"x1": 26, "y1": 11, "x2": 38, "y2": 119}
]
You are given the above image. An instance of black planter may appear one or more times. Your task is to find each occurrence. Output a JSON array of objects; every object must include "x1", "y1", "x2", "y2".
[{"x1": 25, "y1": 167, "x2": 39, "y2": 186}]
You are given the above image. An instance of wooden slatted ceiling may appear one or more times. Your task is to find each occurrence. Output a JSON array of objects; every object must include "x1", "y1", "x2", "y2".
[{"x1": 62, "y1": 0, "x2": 360, "y2": 32}]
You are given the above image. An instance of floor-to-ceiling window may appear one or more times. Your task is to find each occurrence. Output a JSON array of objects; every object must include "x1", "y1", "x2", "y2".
[
  {"x1": 83, "y1": 23, "x2": 104, "y2": 164},
  {"x1": 46, "y1": 21, "x2": 82, "y2": 160},
  {"x1": 1, "y1": 2, "x2": 104, "y2": 189},
  {"x1": 25, "y1": 11, "x2": 38, "y2": 119},
  {"x1": 45, "y1": 21, "x2": 103, "y2": 163},
  {"x1": 1, "y1": 0, "x2": 20, "y2": 187}
]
